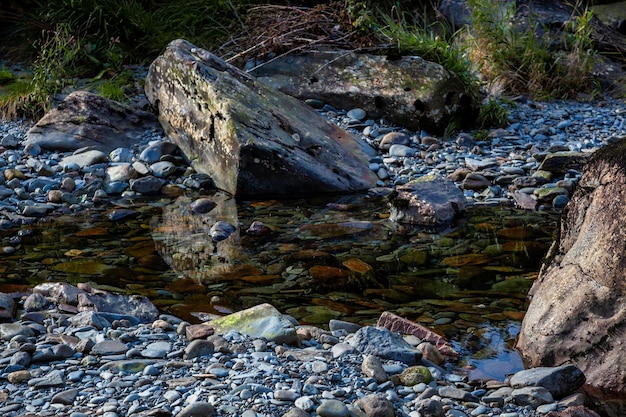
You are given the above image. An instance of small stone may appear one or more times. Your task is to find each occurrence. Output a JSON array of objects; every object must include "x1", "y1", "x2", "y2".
[
  {"x1": 175, "y1": 402, "x2": 215, "y2": 417},
  {"x1": 184, "y1": 339, "x2": 214, "y2": 359},
  {"x1": 48, "y1": 189, "x2": 64, "y2": 203},
  {"x1": 295, "y1": 396, "x2": 315, "y2": 411},
  {"x1": 189, "y1": 198, "x2": 217, "y2": 214},
  {"x1": 400, "y1": 366, "x2": 433, "y2": 386},
  {"x1": 388, "y1": 144, "x2": 416, "y2": 157},
  {"x1": 151, "y1": 161, "x2": 177, "y2": 178},
  {"x1": 380, "y1": 132, "x2": 411, "y2": 150},
  {"x1": 209, "y1": 221, "x2": 236, "y2": 242},
  {"x1": 347, "y1": 108, "x2": 366, "y2": 121},
  {"x1": 355, "y1": 394, "x2": 394, "y2": 417},
  {"x1": 7, "y1": 370, "x2": 31, "y2": 384},
  {"x1": 362, "y1": 355, "x2": 387, "y2": 383},
  {"x1": 91, "y1": 339, "x2": 129, "y2": 356},
  {"x1": 274, "y1": 389, "x2": 298, "y2": 401},
  {"x1": 316, "y1": 399, "x2": 349, "y2": 417},
  {"x1": 129, "y1": 176, "x2": 164, "y2": 194},
  {"x1": 52, "y1": 388, "x2": 79, "y2": 405}
]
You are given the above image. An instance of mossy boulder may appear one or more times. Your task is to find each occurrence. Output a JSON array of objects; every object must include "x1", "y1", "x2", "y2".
[
  {"x1": 145, "y1": 39, "x2": 377, "y2": 196},
  {"x1": 251, "y1": 51, "x2": 478, "y2": 134}
]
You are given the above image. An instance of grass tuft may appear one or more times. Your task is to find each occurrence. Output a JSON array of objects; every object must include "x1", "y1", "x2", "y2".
[{"x1": 467, "y1": 0, "x2": 597, "y2": 100}]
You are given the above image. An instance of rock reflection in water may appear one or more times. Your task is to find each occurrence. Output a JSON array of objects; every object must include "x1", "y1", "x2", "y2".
[{"x1": 150, "y1": 192, "x2": 251, "y2": 282}]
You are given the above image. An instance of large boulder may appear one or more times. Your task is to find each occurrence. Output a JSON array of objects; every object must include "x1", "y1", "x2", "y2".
[
  {"x1": 516, "y1": 138, "x2": 626, "y2": 416},
  {"x1": 144, "y1": 39, "x2": 377, "y2": 196},
  {"x1": 251, "y1": 51, "x2": 477, "y2": 134},
  {"x1": 24, "y1": 91, "x2": 159, "y2": 152}
]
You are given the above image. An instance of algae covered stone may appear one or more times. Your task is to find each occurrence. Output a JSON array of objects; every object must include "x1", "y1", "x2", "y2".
[
  {"x1": 399, "y1": 365, "x2": 433, "y2": 386},
  {"x1": 209, "y1": 303, "x2": 298, "y2": 345}
]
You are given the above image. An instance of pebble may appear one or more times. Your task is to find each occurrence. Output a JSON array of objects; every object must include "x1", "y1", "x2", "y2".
[{"x1": 0, "y1": 98, "x2": 622, "y2": 228}]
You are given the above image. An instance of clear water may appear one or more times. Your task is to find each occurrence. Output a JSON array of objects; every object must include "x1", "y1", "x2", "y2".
[{"x1": 0, "y1": 191, "x2": 558, "y2": 380}]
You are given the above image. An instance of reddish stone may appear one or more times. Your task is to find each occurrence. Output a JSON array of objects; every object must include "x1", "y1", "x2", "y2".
[
  {"x1": 377, "y1": 311, "x2": 458, "y2": 357},
  {"x1": 185, "y1": 323, "x2": 215, "y2": 341}
]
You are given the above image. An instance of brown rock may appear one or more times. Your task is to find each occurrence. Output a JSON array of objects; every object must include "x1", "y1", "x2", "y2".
[
  {"x1": 7, "y1": 370, "x2": 31, "y2": 384},
  {"x1": 355, "y1": 394, "x2": 395, "y2": 417},
  {"x1": 185, "y1": 323, "x2": 215, "y2": 341},
  {"x1": 377, "y1": 311, "x2": 458, "y2": 357},
  {"x1": 517, "y1": 138, "x2": 626, "y2": 417},
  {"x1": 462, "y1": 172, "x2": 491, "y2": 190}
]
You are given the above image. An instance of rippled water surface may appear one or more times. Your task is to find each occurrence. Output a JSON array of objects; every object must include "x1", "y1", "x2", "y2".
[{"x1": 0, "y1": 191, "x2": 558, "y2": 380}]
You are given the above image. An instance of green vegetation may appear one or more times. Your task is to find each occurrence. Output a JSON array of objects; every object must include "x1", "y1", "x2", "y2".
[
  {"x1": 477, "y1": 99, "x2": 510, "y2": 129},
  {"x1": 467, "y1": 0, "x2": 597, "y2": 100},
  {"x1": 0, "y1": 0, "x2": 246, "y2": 118},
  {"x1": 0, "y1": 0, "x2": 605, "y2": 123},
  {"x1": 376, "y1": 8, "x2": 480, "y2": 103}
]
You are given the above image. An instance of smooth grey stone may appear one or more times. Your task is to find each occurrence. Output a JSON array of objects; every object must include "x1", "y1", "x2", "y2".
[
  {"x1": 347, "y1": 108, "x2": 366, "y2": 121},
  {"x1": 91, "y1": 340, "x2": 129, "y2": 356},
  {"x1": 183, "y1": 339, "x2": 214, "y2": 360},
  {"x1": 209, "y1": 221, "x2": 236, "y2": 242},
  {"x1": 388, "y1": 144, "x2": 416, "y2": 157},
  {"x1": 0, "y1": 322, "x2": 35, "y2": 341},
  {"x1": 52, "y1": 388, "x2": 79, "y2": 405},
  {"x1": 316, "y1": 399, "x2": 349, "y2": 417},
  {"x1": 274, "y1": 389, "x2": 298, "y2": 401},
  {"x1": 438, "y1": 386, "x2": 479, "y2": 402},
  {"x1": 139, "y1": 143, "x2": 163, "y2": 163},
  {"x1": 175, "y1": 401, "x2": 215, "y2": 417},
  {"x1": 511, "y1": 386, "x2": 554, "y2": 407},
  {"x1": 109, "y1": 148, "x2": 133, "y2": 162},
  {"x1": 150, "y1": 161, "x2": 176, "y2": 178},
  {"x1": 142, "y1": 341, "x2": 170, "y2": 358},
  {"x1": 129, "y1": 175, "x2": 164, "y2": 194},
  {"x1": 189, "y1": 198, "x2": 216, "y2": 214},
  {"x1": 509, "y1": 365, "x2": 585, "y2": 398}
]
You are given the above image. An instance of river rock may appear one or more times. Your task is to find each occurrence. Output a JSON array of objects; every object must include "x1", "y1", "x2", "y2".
[
  {"x1": 76, "y1": 291, "x2": 159, "y2": 323},
  {"x1": 0, "y1": 293, "x2": 15, "y2": 321},
  {"x1": 538, "y1": 151, "x2": 590, "y2": 174},
  {"x1": 355, "y1": 394, "x2": 395, "y2": 417},
  {"x1": 510, "y1": 365, "x2": 586, "y2": 398},
  {"x1": 377, "y1": 311, "x2": 458, "y2": 357},
  {"x1": 516, "y1": 138, "x2": 626, "y2": 416},
  {"x1": 346, "y1": 326, "x2": 421, "y2": 365},
  {"x1": 24, "y1": 91, "x2": 159, "y2": 152},
  {"x1": 388, "y1": 175, "x2": 466, "y2": 226},
  {"x1": 144, "y1": 39, "x2": 377, "y2": 196},
  {"x1": 208, "y1": 303, "x2": 298, "y2": 345},
  {"x1": 250, "y1": 51, "x2": 477, "y2": 134}
]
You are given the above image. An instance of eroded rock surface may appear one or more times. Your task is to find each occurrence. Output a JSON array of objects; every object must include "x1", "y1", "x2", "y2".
[
  {"x1": 517, "y1": 138, "x2": 626, "y2": 416},
  {"x1": 24, "y1": 91, "x2": 159, "y2": 152},
  {"x1": 145, "y1": 39, "x2": 377, "y2": 196}
]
